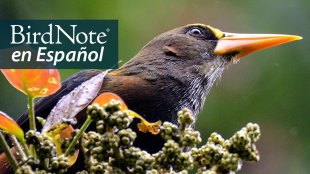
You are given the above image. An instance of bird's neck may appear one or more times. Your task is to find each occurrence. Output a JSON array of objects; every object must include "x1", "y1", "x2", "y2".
[
  {"x1": 112, "y1": 53, "x2": 225, "y2": 122},
  {"x1": 113, "y1": 70, "x2": 222, "y2": 122}
]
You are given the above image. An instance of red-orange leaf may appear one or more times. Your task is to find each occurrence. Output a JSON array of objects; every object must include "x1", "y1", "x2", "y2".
[
  {"x1": 52, "y1": 125, "x2": 79, "y2": 166},
  {"x1": 0, "y1": 111, "x2": 24, "y2": 142},
  {"x1": 91, "y1": 93, "x2": 162, "y2": 134},
  {"x1": 92, "y1": 92, "x2": 128, "y2": 111},
  {"x1": 1, "y1": 69, "x2": 61, "y2": 98}
]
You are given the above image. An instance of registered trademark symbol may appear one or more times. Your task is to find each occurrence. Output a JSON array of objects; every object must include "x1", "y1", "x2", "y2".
[{"x1": 106, "y1": 28, "x2": 110, "y2": 32}]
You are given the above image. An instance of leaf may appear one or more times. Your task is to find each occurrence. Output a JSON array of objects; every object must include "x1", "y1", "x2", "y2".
[
  {"x1": 36, "y1": 117, "x2": 46, "y2": 127},
  {"x1": 51, "y1": 125, "x2": 79, "y2": 166},
  {"x1": 0, "y1": 111, "x2": 24, "y2": 142},
  {"x1": 92, "y1": 92, "x2": 128, "y2": 111},
  {"x1": 92, "y1": 92, "x2": 162, "y2": 134},
  {"x1": 42, "y1": 71, "x2": 108, "y2": 133},
  {"x1": 1, "y1": 69, "x2": 61, "y2": 98}
]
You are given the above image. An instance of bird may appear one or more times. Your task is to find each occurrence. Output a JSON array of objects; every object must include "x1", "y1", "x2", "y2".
[{"x1": 0, "y1": 23, "x2": 301, "y2": 173}]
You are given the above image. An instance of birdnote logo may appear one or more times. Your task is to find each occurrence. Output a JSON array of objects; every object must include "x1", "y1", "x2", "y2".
[{"x1": 0, "y1": 20, "x2": 118, "y2": 69}]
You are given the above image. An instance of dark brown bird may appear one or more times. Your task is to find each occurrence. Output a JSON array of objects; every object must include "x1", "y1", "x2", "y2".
[{"x1": 0, "y1": 24, "x2": 301, "y2": 173}]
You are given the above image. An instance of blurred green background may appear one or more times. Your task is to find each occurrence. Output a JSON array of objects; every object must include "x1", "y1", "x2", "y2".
[{"x1": 0, "y1": 0, "x2": 309, "y2": 173}]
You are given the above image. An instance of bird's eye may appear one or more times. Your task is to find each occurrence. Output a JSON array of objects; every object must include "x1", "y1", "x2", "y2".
[{"x1": 188, "y1": 28, "x2": 204, "y2": 37}]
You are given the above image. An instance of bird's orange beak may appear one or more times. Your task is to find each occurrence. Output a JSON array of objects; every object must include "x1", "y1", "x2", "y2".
[{"x1": 213, "y1": 32, "x2": 302, "y2": 60}]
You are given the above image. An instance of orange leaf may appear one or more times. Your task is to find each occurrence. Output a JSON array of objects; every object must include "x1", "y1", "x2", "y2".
[
  {"x1": 0, "y1": 111, "x2": 24, "y2": 142},
  {"x1": 1, "y1": 69, "x2": 61, "y2": 98},
  {"x1": 51, "y1": 125, "x2": 79, "y2": 166},
  {"x1": 92, "y1": 92, "x2": 128, "y2": 111},
  {"x1": 92, "y1": 93, "x2": 162, "y2": 134}
]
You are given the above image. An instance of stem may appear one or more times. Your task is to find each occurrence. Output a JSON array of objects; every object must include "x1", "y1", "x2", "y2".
[
  {"x1": 179, "y1": 124, "x2": 186, "y2": 135},
  {"x1": 9, "y1": 135, "x2": 26, "y2": 161},
  {"x1": 79, "y1": 137, "x2": 87, "y2": 158},
  {"x1": 19, "y1": 139, "x2": 30, "y2": 156},
  {"x1": 178, "y1": 123, "x2": 186, "y2": 144},
  {"x1": 28, "y1": 96, "x2": 36, "y2": 131},
  {"x1": 27, "y1": 96, "x2": 37, "y2": 158},
  {"x1": 0, "y1": 132, "x2": 18, "y2": 171},
  {"x1": 106, "y1": 124, "x2": 126, "y2": 169},
  {"x1": 113, "y1": 146, "x2": 124, "y2": 168},
  {"x1": 178, "y1": 123, "x2": 190, "y2": 153},
  {"x1": 30, "y1": 144, "x2": 37, "y2": 159},
  {"x1": 64, "y1": 116, "x2": 92, "y2": 157},
  {"x1": 211, "y1": 165, "x2": 219, "y2": 172},
  {"x1": 106, "y1": 125, "x2": 114, "y2": 133},
  {"x1": 39, "y1": 155, "x2": 48, "y2": 170}
]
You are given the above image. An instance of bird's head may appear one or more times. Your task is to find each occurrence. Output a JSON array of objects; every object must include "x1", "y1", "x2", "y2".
[
  {"x1": 110, "y1": 24, "x2": 302, "y2": 124},
  {"x1": 114, "y1": 24, "x2": 301, "y2": 114},
  {"x1": 116, "y1": 23, "x2": 301, "y2": 84}
]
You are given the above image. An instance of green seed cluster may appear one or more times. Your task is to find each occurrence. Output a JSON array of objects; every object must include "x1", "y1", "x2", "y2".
[
  {"x1": 160, "y1": 122, "x2": 179, "y2": 141},
  {"x1": 123, "y1": 147, "x2": 142, "y2": 167},
  {"x1": 191, "y1": 123, "x2": 261, "y2": 173},
  {"x1": 37, "y1": 134, "x2": 54, "y2": 158},
  {"x1": 166, "y1": 170, "x2": 188, "y2": 174},
  {"x1": 90, "y1": 162, "x2": 111, "y2": 174},
  {"x1": 49, "y1": 156, "x2": 69, "y2": 174},
  {"x1": 225, "y1": 123, "x2": 261, "y2": 162},
  {"x1": 83, "y1": 131, "x2": 109, "y2": 162},
  {"x1": 181, "y1": 128, "x2": 202, "y2": 147},
  {"x1": 16, "y1": 165, "x2": 35, "y2": 174},
  {"x1": 84, "y1": 131, "x2": 101, "y2": 151},
  {"x1": 118, "y1": 128, "x2": 137, "y2": 148},
  {"x1": 87, "y1": 104, "x2": 108, "y2": 121},
  {"x1": 177, "y1": 108, "x2": 194, "y2": 126},
  {"x1": 202, "y1": 171, "x2": 216, "y2": 174},
  {"x1": 96, "y1": 120, "x2": 105, "y2": 134},
  {"x1": 191, "y1": 135, "x2": 237, "y2": 173},
  {"x1": 25, "y1": 130, "x2": 42, "y2": 146},
  {"x1": 91, "y1": 146, "x2": 109, "y2": 162},
  {"x1": 83, "y1": 99, "x2": 157, "y2": 173},
  {"x1": 192, "y1": 143, "x2": 224, "y2": 167},
  {"x1": 246, "y1": 123, "x2": 260, "y2": 144},
  {"x1": 207, "y1": 132, "x2": 225, "y2": 146},
  {"x1": 88, "y1": 102, "x2": 129, "y2": 135},
  {"x1": 218, "y1": 153, "x2": 241, "y2": 172},
  {"x1": 109, "y1": 167, "x2": 123, "y2": 174},
  {"x1": 196, "y1": 168, "x2": 216, "y2": 174},
  {"x1": 18, "y1": 100, "x2": 261, "y2": 174},
  {"x1": 35, "y1": 170, "x2": 51, "y2": 174},
  {"x1": 108, "y1": 111, "x2": 133, "y2": 130},
  {"x1": 17, "y1": 160, "x2": 57, "y2": 174},
  {"x1": 172, "y1": 152, "x2": 193, "y2": 171},
  {"x1": 100, "y1": 131, "x2": 120, "y2": 150},
  {"x1": 103, "y1": 99, "x2": 122, "y2": 112},
  {"x1": 163, "y1": 140, "x2": 181, "y2": 157},
  {"x1": 153, "y1": 140, "x2": 192, "y2": 172},
  {"x1": 18, "y1": 156, "x2": 39, "y2": 170},
  {"x1": 134, "y1": 151, "x2": 156, "y2": 174},
  {"x1": 59, "y1": 136, "x2": 78, "y2": 156},
  {"x1": 146, "y1": 169, "x2": 159, "y2": 174},
  {"x1": 25, "y1": 131, "x2": 55, "y2": 158}
]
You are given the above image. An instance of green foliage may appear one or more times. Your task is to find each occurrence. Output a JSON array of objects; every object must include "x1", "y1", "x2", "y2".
[{"x1": 14, "y1": 101, "x2": 261, "y2": 174}]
